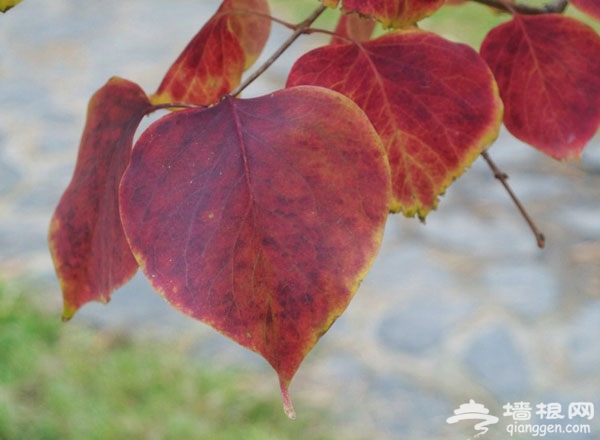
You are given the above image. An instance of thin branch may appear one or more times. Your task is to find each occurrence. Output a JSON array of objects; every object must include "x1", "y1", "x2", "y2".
[
  {"x1": 230, "y1": 4, "x2": 328, "y2": 97},
  {"x1": 481, "y1": 151, "x2": 545, "y2": 248},
  {"x1": 216, "y1": 9, "x2": 298, "y2": 31},
  {"x1": 470, "y1": 0, "x2": 568, "y2": 14},
  {"x1": 303, "y1": 27, "x2": 354, "y2": 43}
]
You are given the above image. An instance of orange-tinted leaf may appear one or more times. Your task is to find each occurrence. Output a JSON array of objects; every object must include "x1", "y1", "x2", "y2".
[
  {"x1": 48, "y1": 77, "x2": 151, "y2": 320},
  {"x1": 0, "y1": 0, "x2": 21, "y2": 13},
  {"x1": 331, "y1": 12, "x2": 377, "y2": 45},
  {"x1": 225, "y1": 0, "x2": 271, "y2": 69},
  {"x1": 341, "y1": 0, "x2": 444, "y2": 28},
  {"x1": 119, "y1": 86, "x2": 391, "y2": 417},
  {"x1": 569, "y1": 0, "x2": 600, "y2": 20},
  {"x1": 152, "y1": 0, "x2": 270, "y2": 106},
  {"x1": 287, "y1": 30, "x2": 502, "y2": 218},
  {"x1": 322, "y1": 0, "x2": 340, "y2": 7},
  {"x1": 480, "y1": 15, "x2": 600, "y2": 160}
]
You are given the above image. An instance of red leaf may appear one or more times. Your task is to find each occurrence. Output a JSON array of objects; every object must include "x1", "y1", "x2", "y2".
[
  {"x1": 119, "y1": 86, "x2": 391, "y2": 417},
  {"x1": 287, "y1": 30, "x2": 502, "y2": 218},
  {"x1": 48, "y1": 77, "x2": 151, "y2": 320},
  {"x1": 152, "y1": 0, "x2": 270, "y2": 106},
  {"x1": 341, "y1": 0, "x2": 444, "y2": 28},
  {"x1": 331, "y1": 12, "x2": 377, "y2": 45},
  {"x1": 225, "y1": 0, "x2": 271, "y2": 69},
  {"x1": 481, "y1": 14, "x2": 600, "y2": 160},
  {"x1": 569, "y1": 0, "x2": 600, "y2": 21}
]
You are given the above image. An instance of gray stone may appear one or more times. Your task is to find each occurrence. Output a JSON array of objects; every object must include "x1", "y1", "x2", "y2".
[
  {"x1": 557, "y1": 207, "x2": 600, "y2": 240},
  {"x1": 463, "y1": 325, "x2": 531, "y2": 402},
  {"x1": 480, "y1": 261, "x2": 560, "y2": 319},
  {"x1": 580, "y1": 140, "x2": 600, "y2": 174},
  {"x1": 191, "y1": 331, "x2": 268, "y2": 373},
  {"x1": 378, "y1": 293, "x2": 476, "y2": 354},
  {"x1": 364, "y1": 241, "x2": 455, "y2": 293},
  {"x1": 421, "y1": 209, "x2": 537, "y2": 258},
  {"x1": 495, "y1": 173, "x2": 575, "y2": 203},
  {"x1": 72, "y1": 271, "x2": 189, "y2": 334},
  {"x1": 485, "y1": 128, "x2": 541, "y2": 169},
  {"x1": 0, "y1": 217, "x2": 48, "y2": 258},
  {"x1": 315, "y1": 352, "x2": 369, "y2": 383},
  {"x1": 16, "y1": 180, "x2": 67, "y2": 213},
  {"x1": 369, "y1": 373, "x2": 451, "y2": 437},
  {"x1": 0, "y1": 150, "x2": 21, "y2": 195},
  {"x1": 0, "y1": 79, "x2": 50, "y2": 112},
  {"x1": 567, "y1": 301, "x2": 600, "y2": 377},
  {"x1": 37, "y1": 125, "x2": 79, "y2": 155}
]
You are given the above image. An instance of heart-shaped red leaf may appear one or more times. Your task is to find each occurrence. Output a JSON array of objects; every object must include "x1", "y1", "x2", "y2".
[
  {"x1": 119, "y1": 86, "x2": 391, "y2": 417},
  {"x1": 287, "y1": 30, "x2": 502, "y2": 218},
  {"x1": 152, "y1": 0, "x2": 270, "y2": 107},
  {"x1": 341, "y1": 0, "x2": 444, "y2": 28},
  {"x1": 48, "y1": 77, "x2": 151, "y2": 320},
  {"x1": 480, "y1": 14, "x2": 600, "y2": 159},
  {"x1": 569, "y1": 0, "x2": 600, "y2": 20}
]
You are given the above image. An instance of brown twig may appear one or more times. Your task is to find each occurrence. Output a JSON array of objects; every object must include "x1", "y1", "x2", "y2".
[
  {"x1": 481, "y1": 150, "x2": 546, "y2": 249},
  {"x1": 216, "y1": 9, "x2": 298, "y2": 31},
  {"x1": 470, "y1": 0, "x2": 568, "y2": 14},
  {"x1": 230, "y1": 4, "x2": 327, "y2": 97}
]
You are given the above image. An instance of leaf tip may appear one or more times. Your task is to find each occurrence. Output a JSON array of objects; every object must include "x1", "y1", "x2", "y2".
[
  {"x1": 61, "y1": 304, "x2": 76, "y2": 322},
  {"x1": 0, "y1": 0, "x2": 22, "y2": 13},
  {"x1": 279, "y1": 379, "x2": 296, "y2": 420}
]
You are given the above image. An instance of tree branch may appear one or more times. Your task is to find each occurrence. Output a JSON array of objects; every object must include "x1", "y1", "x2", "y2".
[
  {"x1": 230, "y1": 4, "x2": 327, "y2": 97},
  {"x1": 481, "y1": 151, "x2": 546, "y2": 249},
  {"x1": 470, "y1": 0, "x2": 568, "y2": 14}
]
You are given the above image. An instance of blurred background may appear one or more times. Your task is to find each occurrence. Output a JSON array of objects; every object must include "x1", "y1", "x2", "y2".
[{"x1": 1, "y1": 1, "x2": 599, "y2": 438}]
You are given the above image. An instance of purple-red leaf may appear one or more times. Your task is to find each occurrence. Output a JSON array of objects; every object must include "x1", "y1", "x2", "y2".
[
  {"x1": 480, "y1": 14, "x2": 600, "y2": 160},
  {"x1": 119, "y1": 86, "x2": 391, "y2": 417},
  {"x1": 287, "y1": 30, "x2": 503, "y2": 218},
  {"x1": 151, "y1": 0, "x2": 270, "y2": 107},
  {"x1": 341, "y1": 0, "x2": 444, "y2": 28},
  {"x1": 48, "y1": 77, "x2": 151, "y2": 320}
]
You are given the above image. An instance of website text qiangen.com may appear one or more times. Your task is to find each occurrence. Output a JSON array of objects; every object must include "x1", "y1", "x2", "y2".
[{"x1": 506, "y1": 421, "x2": 591, "y2": 437}]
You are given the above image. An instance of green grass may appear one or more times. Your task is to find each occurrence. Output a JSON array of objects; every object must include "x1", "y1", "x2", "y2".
[{"x1": 0, "y1": 283, "x2": 334, "y2": 440}]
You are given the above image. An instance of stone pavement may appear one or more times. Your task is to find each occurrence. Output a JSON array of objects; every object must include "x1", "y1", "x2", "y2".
[{"x1": 1, "y1": 2, "x2": 600, "y2": 438}]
